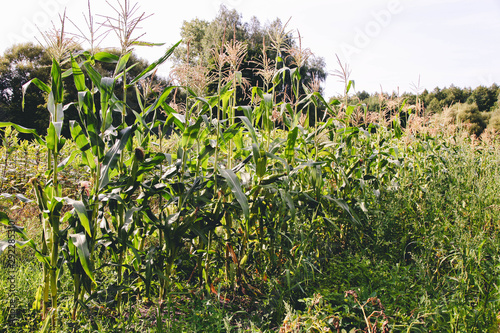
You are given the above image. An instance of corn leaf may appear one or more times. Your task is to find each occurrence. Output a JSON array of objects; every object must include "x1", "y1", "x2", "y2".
[
  {"x1": 69, "y1": 233, "x2": 95, "y2": 283},
  {"x1": 220, "y1": 168, "x2": 249, "y2": 220}
]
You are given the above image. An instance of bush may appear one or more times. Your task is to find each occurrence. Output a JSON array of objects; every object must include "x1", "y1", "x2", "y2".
[
  {"x1": 487, "y1": 109, "x2": 500, "y2": 132},
  {"x1": 449, "y1": 102, "x2": 487, "y2": 136}
]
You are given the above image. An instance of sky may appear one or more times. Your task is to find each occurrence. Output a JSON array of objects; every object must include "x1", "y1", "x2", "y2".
[{"x1": 0, "y1": 0, "x2": 499, "y2": 98}]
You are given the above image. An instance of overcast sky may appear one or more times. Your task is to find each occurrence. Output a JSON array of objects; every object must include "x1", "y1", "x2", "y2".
[{"x1": 1, "y1": 0, "x2": 499, "y2": 98}]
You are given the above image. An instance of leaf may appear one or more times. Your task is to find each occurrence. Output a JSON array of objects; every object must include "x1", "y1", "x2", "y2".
[
  {"x1": 0, "y1": 193, "x2": 32, "y2": 203},
  {"x1": 0, "y1": 122, "x2": 43, "y2": 144},
  {"x1": 180, "y1": 177, "x2": 202, "y2": 208},
  {"x1": 279, "y1": 189, "x2": 296, "y2": 220},
  {"x1": 0, "y1": 211, "x2": 10, "y2": 225},
  {"x1": 166, "y1": 112, "x2": 186, "y2": 132},
  {"x1": 94, "y1": 52, "x2": 119, "y2": 63},
  {"x1": 122, "y1": 207, "x2": 141, "y2": 234},
  {"x1": 99, "y1": 125, "x2": 135, "y2": 190},
  {"x1": 100, "y1": 77, "x2": 116, "y2": 106},
  {"x1": 151, "y1": 86, "x2": 176, "y2": 110},
  {"x1": 50, "y1": 58, "x2": 63, "y2": 104},
  {"x1": 70, "y1": 122, "x2": 97, "y2": 170},
  {"x1": 220, "y1": 168, "x2": 249, "y2": 220},
  {"x1": 238, "y1": 106, "x2": 253, "y2": 123},
  {"x1": 238, "y1": 116, "x2": 258, "y2": 145},
  {"x1": 66, "y1": 199, "x2": 92, "y2": 236},
  {"x1": 82, "y1": 62, "x2": 102, "y2": 88},
  {"x1": 324, "y1": 196, "x2": 361, "y2": 226},
  {"x1": 132, "y1": 41, "x2": 165, "y2": 47},
  {"x1": 114, "y1": 52, "x2": 132, "y2": 77},
  {"x1": 69, "y1": 232, "x2": 95, "y2": 283},
  {"x1": 181, "y1": 117, "x2": 202, "y2": 149},
  {"x1": 71, "y1": 55, "x2": 86, "y2": 91},
  {"x1": 346, "y1": 105, "x2": 355, "y2": 118},
  {"x1": 346, "y1": 80, "x2": 355, "y2": 94},
  {"x1": 285, "y1": 127, "x2": 298, "y2": 162},
  {"x1": 46, "y1": 121, "x2": 59, "y2": 151},
  {"x1": 22, "y1": 78, "x2": 50, "y2": 110},
  {"x1": 127, "y1": 40, "x2": 181, "y2": 87},
  {"x1": 47, "y1": 92, "x2": 64, "y2": 123}
]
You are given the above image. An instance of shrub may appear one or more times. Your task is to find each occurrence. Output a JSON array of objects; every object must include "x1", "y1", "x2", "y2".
[
  {"x1": 449, "y1": 102, "x2": 487, "y2": 136},
  {"x1": 487, "y1": 109, "x2": 500, "y2": 132}
]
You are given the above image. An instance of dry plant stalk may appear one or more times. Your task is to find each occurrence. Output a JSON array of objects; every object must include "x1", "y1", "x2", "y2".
[
  {"x1": 306, "y1": 73, "x2": 321, "y2": 94},
  {"x1": 268, "y1": 17, "x2": 293, "y2": 56},
  {"x1": 100, "y1": 0, "x2": 152, "y2": 54},
  {"x1": 252, "y1": 38, "x2": 275, "y2": 91},
  {"x1": 223, "y1": 39, "x2": 250, "y2": 90},
  {"x1": 37, "y1": 10, "x2": 80, "y2": 63},
  {"x1": 68, "y1": 0, "x2": 110, "y2": 55},
  {"x1": 331, "y1": 54, "x2": 352, "y2": 108},
  {"x1": 170, "y1": 62, "x2": 214, "y2": 96},
  {"x1": 287, "y1": 30, "x2": 312, "y2": 69}
]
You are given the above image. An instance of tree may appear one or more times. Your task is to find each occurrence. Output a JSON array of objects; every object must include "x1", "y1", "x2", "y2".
[
  {"x1": 467, "y1": 85, "x2": 498, "y2": 112},
  {"x1": 0, "y1": 43, "x2": 52, "y2": 136},
  {"x1": 171, "y1": 5, "x2": 327, "y2": 103},
  {"x1": 356, "y1": 90, "x2": 370, "y2": 101}
]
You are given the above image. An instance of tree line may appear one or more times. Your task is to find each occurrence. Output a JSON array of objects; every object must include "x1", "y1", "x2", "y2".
[{"x1": 351, "y1": 84, "x2": 500, "y2": 135}]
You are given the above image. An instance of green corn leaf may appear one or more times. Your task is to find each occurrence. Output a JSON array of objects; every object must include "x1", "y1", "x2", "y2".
[
  {"x1": 279, "y1": 189, "x2": 296, "y2": 221},
  {"x1": 180, "y1": 177, "x2": 202, "y2": 208},
  {"x1": 47, "y1": 92, "x2": 64, "y2": 123},
  {"x1": 70, "y1": 121, "x2": 96, "y2": 170},
  {"x1": 151, "y1": 86, "x2": 176, "y2": 111},
  {"x1": 22, "y1": 78, "x2": 50, "y2": 112},
  {"x1": 50, "y1": 58, "x2": 63, "y2": 104},
  {"x1": 94, "y1": 52, "x2": 119, "y2": 63},
  {"x1": 114, "y1": 52, "x2": 132, "y2": 77},
  {"x1": 164, "y1": 108, "x2": 186, "y2": 132},
  {"x1": 82, "y1": 62, "x2": 103, "y2": 89},
  {"x1": 100, "y1": 77, "x2": 116, "y2": 106},
  {"x1": 22, "y1": 77, "x2": 50, "y2": 95},
  {"x1": 69, "y1": 233, "x2": 95, "y2": 283},
  {"x1": 99, "y1": 125, "x2": 135, "y2": 190},
  {"x1": 238, "y1": 116, "x2": 258, "y2": 145},
  {"x1": 127, "y1": 40, "x2": 181, "y2": 87},
  {"x1": 220, "y1": 168, "x2": 249, "y2": 221},
  {"x1": 222, "y1": 123, "x2": 242, "y2": 144},
  {"x1": 56, "y1": 150, "x2": 79, "y2": 172},
  {"x1": 0, "y1": 211, "x2": 9, "y2": 225},
  {"x1": 122, "y1": 207, "x2": 141, "y2": 235},
  {"x1": 46, "y1": 121, "x2": 59, "y2": 152},
  {"x1": 181, "y1": 117, "x2": 202, "y2": 149},
  {"x1": 346, "y1": 80, "x2": 355, "y2": 94},
  {"x1": 66, "y1": 199, "x2": 92, "y2": 236},
  {"x1": 285, "y1": 127, "x2": 298, "y2": 162},
  {"x1": 324, "y1": 196, "x2": 361, "y2": 227},
  {"x1": 237, "y1": 106, "x2": 253, "y2": 123},
  {"x1": 0, "y1": 122, "x2": 42, "y2": 144},
  {"x1": 131, "y1": 41, "x2": 165, "y2": 47},
  {"x1": 71, "y1": 55, "x2": 86, "y2": 91},
  {"x1": 346, "y1": 105, "x2": 355, "y2": 118}
]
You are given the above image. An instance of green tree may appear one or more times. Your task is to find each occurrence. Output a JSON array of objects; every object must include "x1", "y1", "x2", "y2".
[
  {"x1": 467, "y1": 85, "x2": 498, "y2": 112},
  {"x1": 0, "y1": 43, "x2": 52, "y2": 135},
  {"x1": 172, "y1": 5, "x2": 327, "y2": 102}
]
